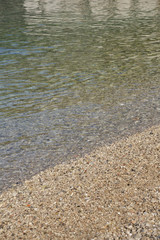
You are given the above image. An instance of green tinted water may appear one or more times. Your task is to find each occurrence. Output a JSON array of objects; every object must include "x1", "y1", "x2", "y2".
[{"x1": 0, "y1": 0, "x2": 160, "y2": 191}]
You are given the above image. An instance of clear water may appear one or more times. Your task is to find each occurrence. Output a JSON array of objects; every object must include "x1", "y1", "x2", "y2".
[{"x1": 0, "y1": 0, "x2": 160, "y2": 192}]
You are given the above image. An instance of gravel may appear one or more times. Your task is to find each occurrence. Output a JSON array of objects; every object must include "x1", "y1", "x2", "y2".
[{"x1": 0, "y1": 125, "x2": 160, "y2": 239}]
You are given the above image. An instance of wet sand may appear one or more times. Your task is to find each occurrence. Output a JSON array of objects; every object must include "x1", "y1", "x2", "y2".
[{"x1": 0, "y1": 125, "x2": 160, "y2": 239}]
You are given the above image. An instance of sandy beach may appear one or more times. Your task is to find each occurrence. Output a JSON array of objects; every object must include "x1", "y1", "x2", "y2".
[{"x1": 0, "y1": 125, "x2": 160, "y2": 239}]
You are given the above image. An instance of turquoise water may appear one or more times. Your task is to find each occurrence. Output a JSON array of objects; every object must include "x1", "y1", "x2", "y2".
[{"x1": 0, "y1": 0, "x2": 160, "y2": 192}]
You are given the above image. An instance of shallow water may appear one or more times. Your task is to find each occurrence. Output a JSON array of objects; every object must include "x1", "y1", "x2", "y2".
[{"x1": 0, "y1": 0, "x2": 160, "y2": 192}]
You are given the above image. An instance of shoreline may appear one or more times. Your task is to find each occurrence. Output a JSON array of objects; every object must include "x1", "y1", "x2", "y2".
[
  {"x1": 0, "y1": 125, "x2": 160, "y2": 239},
  {"x1": 1, "y1": 85, "x2": 160, "y2": 194}
]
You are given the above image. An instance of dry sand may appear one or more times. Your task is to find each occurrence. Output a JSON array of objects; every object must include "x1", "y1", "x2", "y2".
[{"x1": 0, "y1": 125, "x2": 160, "y2": 239}]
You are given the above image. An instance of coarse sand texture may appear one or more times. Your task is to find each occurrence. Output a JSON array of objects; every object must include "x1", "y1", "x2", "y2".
[{"x1": 0, "y1": 125, "x2": 160, "y2": 239}]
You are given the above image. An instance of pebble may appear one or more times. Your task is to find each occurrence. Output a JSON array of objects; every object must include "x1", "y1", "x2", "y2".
[{"x1": 0, "y1": 125, "x2": 160, "y2": 239}]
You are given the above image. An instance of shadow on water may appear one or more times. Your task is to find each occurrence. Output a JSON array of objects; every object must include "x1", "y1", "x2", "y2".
[{"x1": 0, "y1": 0, "x2": 160, "y2": 193}]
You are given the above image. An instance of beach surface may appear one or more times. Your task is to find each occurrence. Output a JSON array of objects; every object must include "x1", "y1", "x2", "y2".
[{"x1": 0, "y1": 125, "x2": 160, "y2": 239}]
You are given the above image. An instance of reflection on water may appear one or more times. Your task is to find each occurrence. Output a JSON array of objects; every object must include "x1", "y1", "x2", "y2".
[
  {"x1": 24, "y1": 0, "x2": 159, "y2": 18},
  {"x1": 0, "y1": 0, "x2": 160, "y2": 192}
]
